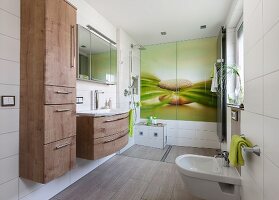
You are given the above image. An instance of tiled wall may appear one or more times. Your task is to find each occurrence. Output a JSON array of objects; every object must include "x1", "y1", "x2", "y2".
[
  {"x1": 0, "y1": 0, "x2": 137, "y2": 199},
  {"x1": 0, "y1": 0, "x2": 20, "y2": 199},
  {"x1": 241, "y1": 0, "x2": 279, "y2": 199},
  {"x1": 149, "y1": 120, "x2": 219, "y2": 149}
]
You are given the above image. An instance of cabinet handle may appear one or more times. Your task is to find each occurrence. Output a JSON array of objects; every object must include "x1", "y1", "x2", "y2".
[
  {"x1": 55, "y1": 142, "x2": 71, "y2": 150},
  {"x1": 56, "y1": 91, "x2": 72, "y2": 94},
  {"x1": 55, "y1": 109, "x2": 71, "y2": 112},
  {"x1": 103, "y1": 134, "x2": 127, "y2": 144},
  {"x1": 104, "y1": 116, "x2": 128, "y2": 123},
  {"x1": 70, "y1": 25, "x2": 75, "y2": 68}
]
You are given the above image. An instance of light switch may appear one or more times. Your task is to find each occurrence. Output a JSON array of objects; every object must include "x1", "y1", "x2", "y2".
[
  {"x1": 1, "y1": 96, "x2": 15, "y2": 107},
  {"x1": 76, "y1": 97, "x2": 84, "y2": 104}
]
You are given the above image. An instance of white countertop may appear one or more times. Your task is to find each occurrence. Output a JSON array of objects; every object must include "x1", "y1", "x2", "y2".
[{"x1": 77, "y1": 108, "x2": 130, "y2": 117}]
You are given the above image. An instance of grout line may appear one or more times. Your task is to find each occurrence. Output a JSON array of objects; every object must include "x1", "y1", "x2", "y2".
[
  {"x1": 263, "y1": 16, "x2": 279, "y2": 37},
  {"x1": 0, "y1": 153, "x2": 19, "y2": 161},
  {"x1": 0, "y1": 83, "x2": 20, "y2": 87},
  {"x1": 0, "y1": 177, "x2": 18, "y2": 187},
  {"x1": 0, "y1": 57, "x2": 19, "y2": 64},
  {"x1": 0, "y1": 32, "x2": 20, "y2": 41},
  {"x1": 244, "y1": 110, "x2": 279, "y2": 121},
  {"x1": 0, "y1": 130, "x2": 19, "y2": 136},
  {"x1": 0, "y1": 7, "x2": 20, "y2": 18}
]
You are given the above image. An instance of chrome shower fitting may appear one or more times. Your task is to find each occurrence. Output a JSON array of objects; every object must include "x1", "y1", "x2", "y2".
[{"x1": 131, "y1": 44, "x2": 146, "y2": 50}]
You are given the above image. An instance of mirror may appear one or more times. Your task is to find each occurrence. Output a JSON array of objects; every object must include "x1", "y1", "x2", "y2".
[
  {"x1": 78, "y1": 26, "x2": 91, "y2": 80},
  {"x1": 90, "y1": 33, "x2": 111, "y2": 82},
  {"x1": 77, "y1": 25, "x2": 117, "y2": 84}
]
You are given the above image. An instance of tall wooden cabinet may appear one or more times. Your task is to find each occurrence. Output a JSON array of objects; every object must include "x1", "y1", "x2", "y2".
[{"x1": 20, "y1": 0, "x2": 77, "y2": 183}]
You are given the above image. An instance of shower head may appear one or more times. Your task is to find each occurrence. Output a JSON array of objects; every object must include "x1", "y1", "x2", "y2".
[{"x1": 131, "y1": 44, "x2": 146, "y2": 50}]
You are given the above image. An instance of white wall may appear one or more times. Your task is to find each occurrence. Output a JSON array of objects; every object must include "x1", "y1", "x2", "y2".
[
  {"x1": 241, "y1": 0, "x2": 279, "y2": 199},
  {"x1": 0, "y1": 0, "x2": 139, "y2": 199},
  {"x1": 70, "y1": 0, "x2": 118, "y2": 112},
  {"x1": 0, "y1": 1, "x2": 20, "y2": 199},
  {"x1": 117, "y1": 28, "x2": 141, "y2": 152}
]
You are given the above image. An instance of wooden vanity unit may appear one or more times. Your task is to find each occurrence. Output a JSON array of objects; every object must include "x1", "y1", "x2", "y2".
[
  {"x1": 20, "y1": 0, "x2": 77, "y2": 183},
  {"x1": 76, "y1": 112, "x2": 129, "y2": 160}
]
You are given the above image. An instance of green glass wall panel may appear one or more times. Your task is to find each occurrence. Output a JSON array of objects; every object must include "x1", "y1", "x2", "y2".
[
  {"x1": 140, "y1": 37, "x2": 218, "y2": 122},
  {"x1": 140, "y1": 42, "x2": 177, "y2": 120}
]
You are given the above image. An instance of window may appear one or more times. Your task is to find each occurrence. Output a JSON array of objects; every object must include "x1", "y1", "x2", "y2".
[{"x1": 235, "y1": 18, "x2": 244, "y2": 105}]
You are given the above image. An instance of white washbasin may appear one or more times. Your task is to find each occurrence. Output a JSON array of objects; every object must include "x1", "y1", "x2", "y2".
[
  {"x1": 77, "y1": 108, "x2": 129, "y2": 117},
  {"x1": 175, "y1": 154, "x2": 241, "y2": 200}
]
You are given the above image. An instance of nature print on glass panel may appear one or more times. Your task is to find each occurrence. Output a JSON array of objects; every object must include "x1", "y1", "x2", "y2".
[{"x1": 140, "y1": 37, "x2": 218, "y2": 122}]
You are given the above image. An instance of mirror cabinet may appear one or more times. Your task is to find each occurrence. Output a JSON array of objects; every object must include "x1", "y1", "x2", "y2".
[{"x1": 77, "y1": 25, "x2": 117, "y2": 84}]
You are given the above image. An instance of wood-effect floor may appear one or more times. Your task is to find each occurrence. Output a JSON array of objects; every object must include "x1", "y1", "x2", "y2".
[
  {"x1": 52, "y1": 155, "x2": 202, "y2": 200},
  {"x1": 51, "y1": 145, "x2": 219, "y2": 200},
  {"x1": 121, "y1": 145, "x2": 218, "y2": 163}
]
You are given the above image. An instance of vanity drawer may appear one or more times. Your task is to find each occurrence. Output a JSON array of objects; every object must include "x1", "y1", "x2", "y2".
[
  {"x1": 45, "y1": 85, "x2": 76, "y2": 104},
  {"x1": 44, "y1": 104, "x2": 76, "y2": 144},
  {"x1": 93, "y1": 113, "x2": 129, "y2": 138},
  {"x1": 44, "y1": 136, "x2": 76, "y2": 183},
  {"x1": 93, "y1": 133, "x2": 128, "y2": 159}
]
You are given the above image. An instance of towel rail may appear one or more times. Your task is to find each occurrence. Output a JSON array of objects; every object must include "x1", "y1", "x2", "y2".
[{"x1": 242, "y1": 145, "x2": 261, "y2": 156}]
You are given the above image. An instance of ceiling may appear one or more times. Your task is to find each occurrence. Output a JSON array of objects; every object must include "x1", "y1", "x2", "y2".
[{"x1": 85, "y1": 0, "x2": 233, "y2": 45}]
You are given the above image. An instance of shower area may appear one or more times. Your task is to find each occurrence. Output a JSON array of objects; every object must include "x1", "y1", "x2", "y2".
[{"x1": 140, "y1": 37, "x2": 218, "y2": 123}]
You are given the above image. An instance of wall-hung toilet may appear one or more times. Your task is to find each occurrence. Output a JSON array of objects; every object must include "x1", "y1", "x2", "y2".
[{"x1": 175, "y1": 154, "x2": 241, "y2": 200}]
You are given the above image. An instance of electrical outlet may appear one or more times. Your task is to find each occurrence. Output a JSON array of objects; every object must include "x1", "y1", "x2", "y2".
[{"x1": 76, "y1": 97, "x2": 84, "y2": 104}]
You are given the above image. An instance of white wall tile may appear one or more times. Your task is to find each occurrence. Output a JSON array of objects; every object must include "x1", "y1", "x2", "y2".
[
  {"x1": 0, "y1": 178, "x2": 18, "y2": 200},
  {"x1": 244, "y1": 1, "x2": 263, "y2": 53},
  {"x1": 0, "y1": 0, "x2": 20, "y2": 17},
  {"x1": 19, "y1": 178, "x2": 43, "y2": 199},
  {"x1": 241, "y1": 111, "x2": 264, "y2": 148},
  {"x1": 264, "y1": 116, "x2": 279, "y2": 167},
  {"x1": 244, "y1": 0, "x2": 262, "y2": 21},
  {"x1": 244, "y1": 77, "x2": 263, "y2": 114},
  {"x1": 0, "y1": 109, "x2": 19, "y2": 134},
  {"x1": 196, "y1": 122, "x2": 217, "y2": 132},
  {"x1": 241, "y1": 111, "x2": 264, "y2": 190},
  {"x1": 241, "y1": 167, "x2": 263, "y2": 200},
  {"x1": 245, "y1": 39, "x2": 263, "y2": 81},
  {"x1": 0, "y1": 132, "x2": 18, "y2": 159},
  {"x1": 167, "y1": 128, "x2": 195, "y2": 138},
  {"x1": 264, "y1": 23, "x2": 279, "y2": 75},
  {"x1": 264, "y1": 157, "x2": 279, "y2": 200},
  {"x1": 0, "y1": 9, "x2": 20, "y2": 39},
  {"x1": 0, "y1": 155, "x2": 18, "y2": 185},
  {"x1": 0, "y1": 59, "x2": 20, "y2": 85},
  {"x1": 0, "y1": 34, "x2": 20, "y2": 62},
  {"x1": 196, "y1": 130, "x2": 219, "y2": 141},
  {"x1": 264, "y1": 71, "x2": 279, "y2": 119},
  {"x1": 20, "y1": 173, "x2": 71, "y2": 200},
  {"x1": 263, "y1": 0, "x2": 279, "y2": 34}
]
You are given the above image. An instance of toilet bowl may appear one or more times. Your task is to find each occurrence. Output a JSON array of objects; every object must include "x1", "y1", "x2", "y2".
[{"x1": 175, "y1": 154, "x2": 241, "y2": 200}]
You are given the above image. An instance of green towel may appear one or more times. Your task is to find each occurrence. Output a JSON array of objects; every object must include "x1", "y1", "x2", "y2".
[
  {"x1": 229, "y1": 135, "x2": 253, "y2": 167},
  {"x1": 129, "y1": 109, "x2": 134, "y2": 137}
]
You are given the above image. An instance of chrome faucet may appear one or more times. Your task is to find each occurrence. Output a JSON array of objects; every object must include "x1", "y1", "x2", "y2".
[
  {"x1": 214, "y1": 151, "x2": 230, "y2": 167},
  {"x1": 94, "y1": 90, "x2": 104, "y2": 110}
]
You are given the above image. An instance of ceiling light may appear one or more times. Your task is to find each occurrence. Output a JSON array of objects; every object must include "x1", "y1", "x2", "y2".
[
  {"x1": 161, "y1": 32, "x2": 167, "y2": 35},
  {"x1": 200, "y1": 25, "x2": 207, "y2": 29}
]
